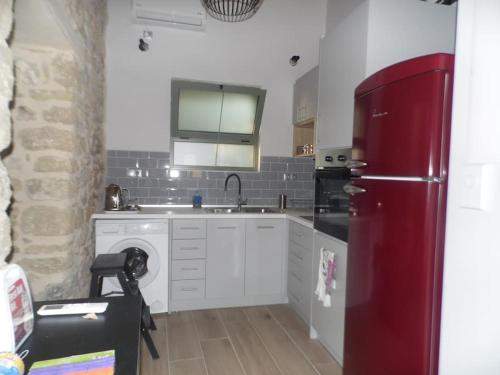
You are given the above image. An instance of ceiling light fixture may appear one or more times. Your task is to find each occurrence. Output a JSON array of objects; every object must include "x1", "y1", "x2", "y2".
[{"x1": 201, "y1": 0, "x2": 264, "y2": 22}]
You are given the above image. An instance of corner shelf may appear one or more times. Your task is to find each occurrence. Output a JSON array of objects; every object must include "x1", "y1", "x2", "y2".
[{"x1": 293, "y1": 118, "x2": 315, "y2": 158}]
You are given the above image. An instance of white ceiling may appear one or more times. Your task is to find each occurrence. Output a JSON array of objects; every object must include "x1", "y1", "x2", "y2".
[{"x1": 13, "y1": 0, "x2": 70, "y2": 48}]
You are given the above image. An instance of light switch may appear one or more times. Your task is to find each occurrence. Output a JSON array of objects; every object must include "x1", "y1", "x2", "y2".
[{"x1": 459, "y1": 164, "x2": 497, "y2": 210}]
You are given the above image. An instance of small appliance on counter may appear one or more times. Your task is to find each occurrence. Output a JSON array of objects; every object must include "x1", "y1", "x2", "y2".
[{"x1": 104, "y1": 184, "x2": 130, "y2": 211}]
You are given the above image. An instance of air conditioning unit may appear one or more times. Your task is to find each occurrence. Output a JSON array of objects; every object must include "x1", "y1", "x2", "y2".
[{"x1": 132, "y1": 0, "x2": 207, "y2": 31}]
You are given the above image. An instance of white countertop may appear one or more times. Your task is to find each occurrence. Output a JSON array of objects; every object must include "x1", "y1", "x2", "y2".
[{"x1": 92, "y1": 207, "x2": 314, "y2": 228}]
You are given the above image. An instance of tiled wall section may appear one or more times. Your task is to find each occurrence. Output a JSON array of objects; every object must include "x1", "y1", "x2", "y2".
[{"x1": 106, "y1": 150, "x2": 315, "y2": 207}]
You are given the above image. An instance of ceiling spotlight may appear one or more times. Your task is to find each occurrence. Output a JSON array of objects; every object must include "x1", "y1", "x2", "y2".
[{"x1": 289, "y1": 55, "x2": 300, "y2": 66}]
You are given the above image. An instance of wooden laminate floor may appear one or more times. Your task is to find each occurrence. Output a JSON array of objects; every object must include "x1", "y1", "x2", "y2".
[{"x1": 141, "y1": 304, "x2": 343, "y2": 375}]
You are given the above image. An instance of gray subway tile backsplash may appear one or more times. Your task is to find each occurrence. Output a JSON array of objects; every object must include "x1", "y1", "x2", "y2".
[{"x1": 106, "y1": 150, "x2": 314, "y2": 207}]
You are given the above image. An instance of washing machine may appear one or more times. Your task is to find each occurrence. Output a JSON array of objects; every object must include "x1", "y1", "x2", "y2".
[{"x1": 95, "y1": 219, "x2": 169, "y2": 313}]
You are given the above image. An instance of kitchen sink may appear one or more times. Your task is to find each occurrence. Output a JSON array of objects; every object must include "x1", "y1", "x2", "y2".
[
  {"x1": 204, "y1": 207, "x2": 240, "y2": 213},
  {"x1": 204, "y1": 207, "x2": 281, "y2": 214},
  {"x1": 243, "y1": 207, "x2": 280, "y2": 213}
]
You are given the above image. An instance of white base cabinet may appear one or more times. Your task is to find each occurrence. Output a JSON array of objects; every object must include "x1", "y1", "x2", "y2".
[
  {"x1": 206, "y1": 219, "x2": 246, "y2": 299},
  {"x1": 170, "y1": 218, "x2": 287, "y2": 311},
  {"x1": 245, "y1": 219, "x2": 285, "y2": 296},
  {"x1": 287, "y1": 221, "x2": 314, "y2": 324},
  {"x1": 311, "y1": 231, "x2": 348, "y2": 365}
]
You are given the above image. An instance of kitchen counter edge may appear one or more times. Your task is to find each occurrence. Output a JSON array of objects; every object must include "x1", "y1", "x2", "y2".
[{"x1": 92, "y1": 209, "x2": 313, "y2": 229}]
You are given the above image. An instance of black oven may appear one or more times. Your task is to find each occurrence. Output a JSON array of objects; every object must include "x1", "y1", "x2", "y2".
[{"x1": 313, "y1": 148, "x2": 351, "y2": 242}]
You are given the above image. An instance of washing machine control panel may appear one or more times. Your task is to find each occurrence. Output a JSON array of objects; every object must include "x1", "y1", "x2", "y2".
[{"x1": 125, "y1": 222, "x2": 169, "y2": 235}]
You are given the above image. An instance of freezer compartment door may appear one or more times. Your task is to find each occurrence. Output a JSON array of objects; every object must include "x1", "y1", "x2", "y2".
[
  {"x1": 343, "y1": 179, "x2": 445, "y2": 375},
  {"x1": 352, "y1": 70, "x2": 452, "y2": 178}
]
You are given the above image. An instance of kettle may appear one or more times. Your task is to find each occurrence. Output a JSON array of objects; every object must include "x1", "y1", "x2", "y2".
[{"x1": 105, "y1": 184, "x2": 130, "y2": 211}]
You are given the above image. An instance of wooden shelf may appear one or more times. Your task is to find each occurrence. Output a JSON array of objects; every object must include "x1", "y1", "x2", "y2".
[
  {"x1": 293, "y1": 118, "x2": 315, "y2": 157},
  {"x1": 295, "y1": 153, "x2": 315, "y2": 158}
]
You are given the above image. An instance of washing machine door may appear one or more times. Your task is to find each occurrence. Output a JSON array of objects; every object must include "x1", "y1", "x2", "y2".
[
  {"x1": 122, "y1": 247, "x2": 149, "y2": 280},
  {"x1": 108, "y1": 238, "x2": 159, "y2": 289}
]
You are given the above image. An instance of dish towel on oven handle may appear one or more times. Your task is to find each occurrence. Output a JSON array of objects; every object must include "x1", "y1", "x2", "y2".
[{"x1": 314, "y1": 247, "x2": 336, "y2": 307}]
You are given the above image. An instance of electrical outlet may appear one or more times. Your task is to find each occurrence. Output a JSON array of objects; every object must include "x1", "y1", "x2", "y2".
[
  {"x1": 283, "y1": 173, "x2": 297, "y2": 180},
  {"x1": 126, "y1": 168, "x2": 142, "y2": 177}
]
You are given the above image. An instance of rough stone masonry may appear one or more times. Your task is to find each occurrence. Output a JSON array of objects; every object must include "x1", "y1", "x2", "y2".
[
  {"x1": 4, "y1": 0, "x2": 107, "y2": 299},
  {"x1": 0, "y1": 0, "x2": 13, "y2": 266}
]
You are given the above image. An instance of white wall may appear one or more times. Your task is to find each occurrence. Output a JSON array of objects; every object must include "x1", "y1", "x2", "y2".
[
  {"x1": 317, "y1": 1, "x2": 369, "y2": 149},
  {"x1": 106, "y1": 0, "x2": 326, "y2": 156},
  {"x1": 366, "y1": 0, "x2": 457, "y2": 77},
  {"x1": 439, "y1": 1, "x2": 500, "y2": 374},
  {"x1": 317, "y1": 0, "x2": 456, "y2": 150},
  {"x1": 325, "y1": 0, "x2": 365, "y2": 34}
]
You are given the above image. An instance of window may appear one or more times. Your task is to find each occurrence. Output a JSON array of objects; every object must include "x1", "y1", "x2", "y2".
[{"x1": 171, "y1": 80, "x2": 266, "y2": 170}]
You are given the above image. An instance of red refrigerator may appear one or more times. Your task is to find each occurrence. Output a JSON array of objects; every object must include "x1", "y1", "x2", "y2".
[{"x1": 343, "y1": 54, "x2": 454, "y2": 375}]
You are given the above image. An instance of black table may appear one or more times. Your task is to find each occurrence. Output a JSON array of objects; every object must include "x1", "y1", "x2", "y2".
[{"x1": 20, "y1": 296, "x2": 142, "y2": 375}]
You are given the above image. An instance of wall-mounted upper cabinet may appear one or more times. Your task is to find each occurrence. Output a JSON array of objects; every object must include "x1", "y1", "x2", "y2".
[
  {"x1": 293, "y1": 66, "x2": 319, "y2": 125},
  {"x1": 317, "y1": 0, "x2": 457, "y2": 149},
  {"x1": 292, "y1": 66, "x2": 319, "y2": 157}
]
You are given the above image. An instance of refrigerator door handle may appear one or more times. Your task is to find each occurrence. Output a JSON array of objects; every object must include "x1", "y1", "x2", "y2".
[
  {"x1": 346, "y1": 160, "x2": 367, "y2": 169},
  {"x1": 343, "y1": 183, "x2": 366, "y2": 195}
]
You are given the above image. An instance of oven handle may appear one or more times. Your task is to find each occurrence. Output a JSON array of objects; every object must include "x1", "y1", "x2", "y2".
[
  {"x1": 343, "y1": 183, "x2": 366, "y2": 196},
  {"x1": 346, "y1": 160, "x2": 367, "y2": 169}
]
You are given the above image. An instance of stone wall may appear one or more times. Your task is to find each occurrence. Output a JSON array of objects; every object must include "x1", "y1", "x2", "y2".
[
  {"x1": 4, "y1": 1, "x2": 106, "y2": 299},
  {"x1": 0, "y1": 0, "x2": 13, "y2": 265}
]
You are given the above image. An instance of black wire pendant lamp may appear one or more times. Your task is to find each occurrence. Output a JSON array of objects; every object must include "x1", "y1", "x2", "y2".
[{"x1": 201, "y1": 0, "x2": 264, "y2": 22}]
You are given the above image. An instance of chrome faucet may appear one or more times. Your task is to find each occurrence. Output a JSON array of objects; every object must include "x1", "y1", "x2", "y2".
[{"x1": 224, "y1": 173, "x2": 247, "y2": 211}]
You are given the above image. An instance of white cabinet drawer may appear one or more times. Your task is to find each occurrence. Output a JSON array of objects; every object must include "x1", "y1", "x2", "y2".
[
  {"x1": 288, "y1": 287, "x2": 304, "y2": 306},
  {"x1": 171, "y1": 279, "x2": 205, "y2": 300},
  {"x1": 289, "y1": 222, "x2": 313, "y2": 249},
  {"x1": 289, "y1": 241, "x2": 312, "y2": 267},
  {"x1": 172, "y1": 239, "x2": 206, "y2": 260},
  {"x1": 172, "y1": 259, "x2": 206, "y2": 280},
  {"x1": 288, "y1": 260, "x2": 311, "y2": 298},
  {"x1": 288, "y1": 259, "x2": 306, "y2": 286},
  {"x1": 172, "y1": 219, "x2": 206, "y2": 239},
  {"x1": 288, "y1": 286, "x2": 310, "y2": 322}
]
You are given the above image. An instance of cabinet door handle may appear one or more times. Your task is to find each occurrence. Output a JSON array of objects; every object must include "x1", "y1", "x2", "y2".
[
  {"x1": 257, "y1": 226, "x2": 275, "y2": 229},
  {"x1": 179, "y1": 247, "x2": 199, "y2": 251},
  {"x1": 181, "y1": 267, "x2": 199, "y2": 271},
  {"x1": 181, "y1": 287, "x2": 198, "y2": 292},
  {"x1": 289, "y1": 291, "x2": 301, "y2": 303},
  {"x1": 345, "y1": 160, "x2": 368, "y2": 169},
  {"x1": 180, "y1": 226, "x2": 200, "y2": 230},
  {"x1": 343, "y1": 183, "x2": 367, "y2": 196},
  {"x1": 217, "y1": 226, "x2": 237, "y2": 230}
]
